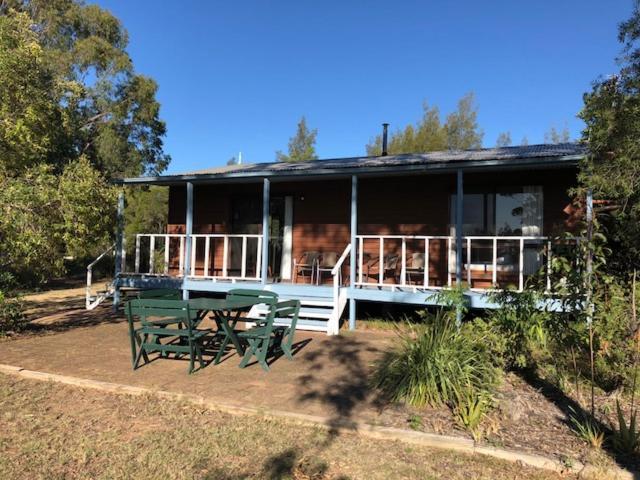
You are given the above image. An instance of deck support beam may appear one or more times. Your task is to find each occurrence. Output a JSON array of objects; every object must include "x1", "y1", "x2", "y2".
[
  {"x1": 182, "y1": 182, "x2": 194, "y2": 300},
  {"x1": 455, "y1": 169, "x2": 464, "y2": 325},
  {"x1": 349, "y1": 175, "x2": 358, "y2": 330},
  {"x1": 261, "y1": 178, "x2": 270, "y2": 284},
  {"x1": 112, "y1": 190, "x2": 125, "y2": 312}
]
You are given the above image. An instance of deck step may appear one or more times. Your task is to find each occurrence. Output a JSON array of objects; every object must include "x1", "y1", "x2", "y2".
[{"x1": 252, "y1": 305, "x2": 333, "y2": 319}]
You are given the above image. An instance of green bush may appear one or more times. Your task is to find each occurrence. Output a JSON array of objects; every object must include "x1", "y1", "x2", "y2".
[
  {"x1": 371, "y1": 309, "x2": 499, "y2": 408},
  {"x1": 0, "y1": 291, "x2": 25, "y2": 335}
]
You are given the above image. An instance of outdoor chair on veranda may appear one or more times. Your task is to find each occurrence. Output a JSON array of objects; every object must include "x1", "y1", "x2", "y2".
[
  {"x1": 237, "y1": 298, "x2": 301, "y2": 372},
  {"x1": 315, "y1": 251, "x2": 340, "y2": 285},
  {"x1": 126, "y1": 299, "x2": 210, "y2": 374},
  {"x1": 406, "y1": 253, "x2": 426, "y2": 285},
  {"x1": 367, "y1": 254, "x2": 400, "y2": 284},
  {"x1": 293, "y1": 251, "x2": 320, "y2": 284}
]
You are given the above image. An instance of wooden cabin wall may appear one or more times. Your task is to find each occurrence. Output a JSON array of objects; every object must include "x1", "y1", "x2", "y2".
[{"x1": 162, "y1": 168, "x2": 577, "y2": 283}]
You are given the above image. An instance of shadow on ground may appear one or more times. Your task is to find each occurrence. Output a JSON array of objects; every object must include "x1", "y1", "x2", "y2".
[{"x1": 520, "y1": 370, "x2": 640, "y2": 475}]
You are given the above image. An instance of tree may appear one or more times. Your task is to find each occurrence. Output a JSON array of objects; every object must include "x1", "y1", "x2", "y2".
[
  {"x1": 495, "y1": 131, "x2": 512, "y2": 147},
  {"x1": 276, "y1": 116, "x2": 318, "y2": 162},
  {"x1": 444, "y1": 92, "x2": 483, "y2": 150},
  {"x1": 0, "y1": 158, "x2": 116, "y2": 285},
  {"x1": 0, "y1": 1, "x2": 170, "y2": 178},
  {"x1": 226, "y1": 156, "x2": 238, "y2": 166},
  {"x1": 365, "y1": 93, "x2": 483, "y2": 155},
  {"x1": 544, "y1": 125, "x2": 571, "y2": 144},
  {"x1": 124, "y1": 186, "x2": 168, "y2": 249},
  {"x1": 578, "y1": 1, "x2": 640, "y2": 274},
  {"x1": 521, "y1": 136, "x2": 529, "y2": 146}
]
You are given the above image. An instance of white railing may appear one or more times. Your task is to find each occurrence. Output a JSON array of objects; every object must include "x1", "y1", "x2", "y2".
[
  {"x1": 189, "y1": 234, "x2": 262, "y2": 281},
  {"x1": 129, "y1": 233, "x2": 263, "y2": 282},
  {"x1": 86, "y1": 243, "x2": 116, "y2": 310},
  {"x1": 355, "y1": 234, "x2": 574, "y2": 293},
  {"x1": 132, "y1": 233, "x2": 186, "y2": 276},
  {"x1": 328, "y1": 243, "x2": 352, "y2": 335}
]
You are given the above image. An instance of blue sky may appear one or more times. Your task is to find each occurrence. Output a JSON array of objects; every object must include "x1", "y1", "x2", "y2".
[{"x1": 94, "y1": 1, "x2": 632, "y2": 174}]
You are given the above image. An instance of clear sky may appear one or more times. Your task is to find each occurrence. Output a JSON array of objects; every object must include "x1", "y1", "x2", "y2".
[{"x1": 94, "y1": 0, "x2": 633, "y2": 174}]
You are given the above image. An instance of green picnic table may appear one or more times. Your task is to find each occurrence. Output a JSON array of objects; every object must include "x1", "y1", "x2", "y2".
[{"x1": 188, "y1": 297, "x2": 259, "y2": 364}]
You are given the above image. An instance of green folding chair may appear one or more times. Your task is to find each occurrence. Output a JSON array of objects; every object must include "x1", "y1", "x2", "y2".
[
  {"x1": 226, "y1": 288, "x2": 279, "y2": 305},
  {"x1": 237, "y1": 300, "x2": 301, "y2": 372},
  {"x1": 137, "y1": 288, "x2": 182, "y2": 300},
  {"x1": 125, "y1": 299, "x2": 210, "y2": 374},
  {"x1": 272, "y1": 300, "x2": 301, "y2": 360}
]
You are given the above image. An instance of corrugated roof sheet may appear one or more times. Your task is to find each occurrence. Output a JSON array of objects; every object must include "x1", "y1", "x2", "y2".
[
  {"x1": 118, "y1": 142, "x2": 586, "y2": 184},
  {"x1": 180, "y1": 142, "x2": 586, "y2": 176}
]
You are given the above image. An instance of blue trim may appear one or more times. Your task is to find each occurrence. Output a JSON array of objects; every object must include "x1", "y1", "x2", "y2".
[
  {"x1": 182, "y1": 182, "x2": 194, "y2": 300},
  {"x1": 112, "y1": 191, "x2": 125, "y2": 311},
  {"x1": 116, "y1": 274, "x2": 570, "y2": 313},
  {"x1": 349, "y1": 175, "x2": 358, "y2": 330},
  {"x1": 262, "y1": 178, "x2": 270, "y2": 284}
]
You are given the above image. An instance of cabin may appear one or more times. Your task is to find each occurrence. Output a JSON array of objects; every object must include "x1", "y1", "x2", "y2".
[{"x1": 95, "y1": 142, "x2": 587, "y2": 334}]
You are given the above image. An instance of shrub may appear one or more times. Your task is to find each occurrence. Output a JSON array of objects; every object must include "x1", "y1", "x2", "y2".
[
  {"x1": 371, "y1": 309, "x2": 499, "y2": 408},
  {"x1": 611, "y1": 399, "x2": 640, "y2": 454},
  {"x1": 0, "y1": 291, "x2": 25, "y2": 335}
]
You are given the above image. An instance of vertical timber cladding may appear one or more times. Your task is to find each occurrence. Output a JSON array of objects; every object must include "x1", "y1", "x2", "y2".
[
  {"x1": 163, "y1": 167, "x2": 577, "y2": 282},
  {"x1": 167, "y1": 183, "x2": 262, "y2": 276},
  {"x1": 271, "y1": 179, "x2": 351, "y2": 283}
]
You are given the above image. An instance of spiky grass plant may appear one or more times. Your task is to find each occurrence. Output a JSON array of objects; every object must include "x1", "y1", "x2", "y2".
[
  {"x1": 569, "y1": 407, "x2": 605, "y2": 449},
  {"x1": 371, "y1": 310, "x2": 498, "y2": 408}
]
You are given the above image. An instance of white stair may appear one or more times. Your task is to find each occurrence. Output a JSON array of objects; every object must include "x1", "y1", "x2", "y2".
[
  {"x1": 247, "y1": 293, "x2": 347, "y2": 334},
  {"x1": 86, "y1": 281, "x2": 115, "y2": 310}
]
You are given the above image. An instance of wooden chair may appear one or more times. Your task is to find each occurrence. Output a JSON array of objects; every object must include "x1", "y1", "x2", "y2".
[
  {"x1": 315, "y1": 251, "x2": 340, "y2": 285},
  {"x1": 293, "y1": 251, "x2": 320, "y2": 284},
  {"x1": 237, "y1": 299, "x2": 300, "y2": 371},
  {"x1": 125, "y1": 299, "x2": 210, "y2": 374},
  {"x1": 226, "y1": 288, "x2": 279, "y2": 304}
]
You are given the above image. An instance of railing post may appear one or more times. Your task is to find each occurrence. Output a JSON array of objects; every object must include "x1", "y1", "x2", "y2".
[
  {"x1": 585, "y1": 188, "x2": 594, "y2": 324},
  {"x1": 204, "y1": 236, "x2": 210, "y2": 277},
  {"x1": 466, "y1": 237, "x2": 472, "y2": 287},
  {"x1": 241, "y1": 235, "x2": 247, "y2": 278},
  {"x1": 518, "y1": 237, "x2": 524, "y2": 291},
  {"x1": 182, "y1": 182, "x2": 194, "y2": 300},
  {"x1": 113, "y1": 190, "x2": 125, "y2": 312},
  {"x1": 149, "y1": 235, "x2": 155, "y2": 274},
  {"x1": 135, "y1": 234, "x2": 141, "y2": 274},
  {"x1": 164, "y1": 235, "x2": 170, "y2": 274},
  {"x1": 492, "y1": 237, "x2": 498, "y2": 287},
  {"x1": 358, "y1": 236, "x2": 364, "y2": 284},
  {"x1": 401, "y1": 238, "x2": 407, "y2": 286},
  {"x1": 223, "y1": 236, "x2": 228, "y2": 277},
  {"x1": 424, "y1": 238, "x2": 429, "y2": 288},
  {"x1": 261, "y1": 178, "x2": 270, "y2": 284},
  {"x1": 546, "y1": 240, "x2": 552, "y2": 292},
  {"x1": 455, "y1": 169, "x2": 464, "y2": 326},
  {"x1": 349, "y1": 175, "x2": 358, "y2": 331}
]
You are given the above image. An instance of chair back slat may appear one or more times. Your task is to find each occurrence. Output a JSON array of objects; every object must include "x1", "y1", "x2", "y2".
[
  {"x1": 226, "y1": 289, "x2": 278, "y2": 305},
  {"x1": 126, "y1": 299, "x2": 197, "y2": 331},
  {"x1": 138, "y1": 288, "x2": 182, "y2": 300}
]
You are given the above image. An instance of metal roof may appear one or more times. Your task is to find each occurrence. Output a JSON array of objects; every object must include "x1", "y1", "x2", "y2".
[{"x1": 117, "y1": 142, "x2": 586, "y2": 185}]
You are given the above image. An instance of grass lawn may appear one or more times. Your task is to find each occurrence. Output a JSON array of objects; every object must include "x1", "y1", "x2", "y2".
[{"x1": 0, "y1": 373, "x2": 572, "y2": 480}]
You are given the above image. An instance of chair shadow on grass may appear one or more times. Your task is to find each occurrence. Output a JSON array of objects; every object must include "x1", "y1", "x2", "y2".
[{"x1": 519, "y1": 370, "x2": 640, "y2": 476}]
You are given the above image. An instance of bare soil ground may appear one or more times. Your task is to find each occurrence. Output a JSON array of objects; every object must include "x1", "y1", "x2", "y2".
[
  {"x1": 1, "y1": 286, "x2": 637, "y2": 474},
  {"x1": 0, "y1": 372, "x2": 573, "y2": 479}
]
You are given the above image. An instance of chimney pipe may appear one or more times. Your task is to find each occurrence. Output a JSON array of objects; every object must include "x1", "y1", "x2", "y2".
[{"x1": 381, "y1": 123, "x2": 389, "y2": 156}]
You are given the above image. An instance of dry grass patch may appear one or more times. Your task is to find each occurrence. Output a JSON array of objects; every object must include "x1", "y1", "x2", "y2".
[{"x1": 0, "y1": 372, "x2": 573, "y2": 479}]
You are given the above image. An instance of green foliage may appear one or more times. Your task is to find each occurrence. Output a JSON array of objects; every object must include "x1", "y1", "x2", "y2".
[
  {"x1": 0, "y1": 290, "x2": 25, "y2": 335},
  {"x1": 611, "y1": 399, "x2": 640, "y2": 454},
  {"x1": 407, "y1": 414, "x2": 423, "y2": 431},
  {"x1": 578, "y1": 2, "x2": 640, "y2": 275},
  {"x1": 495, "y1": 131, "x2": 512, "y2": 147},
  {"x1": 453, "y1": 389, "x2": 490, "y2": 441},
  {"x1": 568, "y1": 407, "x2": 605, "y2": 449},
  {"x1": 544, "y1": 125, "x2": 571, "y2": 144},
  {"x1": 276, "y1": 116, "x2": 318, "y2": 162},
  {"x1": 371, "y1": 309, "x2": 499, "y2": 408},
  {"x1": 366, "y1": 93, "x2": 483, "y2": 155},
  {"x1": 0, "y1": 1, "x2": 170, "y2": 178},
  {"x1": 487, "y1": 289, "x2": 553, "y2": 370},
  {"x1": 124, "y1": 186, "x2": 168, "y2": 248},
  {"x1": 0, "y1": 158, "x2": 116, "y2": 285}
]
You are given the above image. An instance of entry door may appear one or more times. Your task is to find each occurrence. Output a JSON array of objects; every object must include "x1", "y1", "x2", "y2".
[{"x1": 267, "y1": 196, "x2": 293, "y2": 282}]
